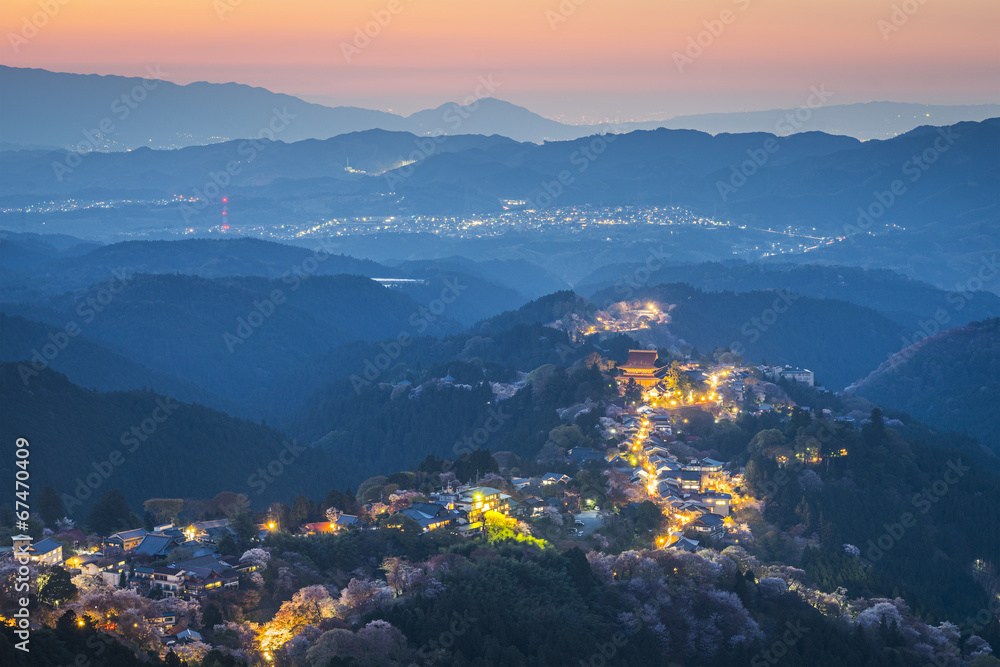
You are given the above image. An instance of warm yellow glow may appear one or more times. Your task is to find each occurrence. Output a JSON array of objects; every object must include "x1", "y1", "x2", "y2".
[{"x1": 268, "y1": 522, "x2": 275, "y2": 529}]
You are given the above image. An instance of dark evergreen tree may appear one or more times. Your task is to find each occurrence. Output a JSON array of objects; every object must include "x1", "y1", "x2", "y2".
[
  {"x1": 86, "y1": 490, "x2": 135, "y2": 535},
  {"x1": 37, "y1": 486, "x2": 66, "y2": 528}
]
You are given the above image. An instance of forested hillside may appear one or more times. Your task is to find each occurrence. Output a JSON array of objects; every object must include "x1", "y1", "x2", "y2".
[
  {"x1": 0, "y1": 365, "x2": 333, "y2": 515},
  {"x1": 848, "y1": 318, "x2": 1000, "y2": 453},
  {"x1": 0, "y1": 313, "x2": 234, "y2": 413},
  {"x1": 293, "y1": 362, "x2": 614, "y2": 484},
  {"x1": 577, "y1": 261, "x2": 1000, "y2": 330}
]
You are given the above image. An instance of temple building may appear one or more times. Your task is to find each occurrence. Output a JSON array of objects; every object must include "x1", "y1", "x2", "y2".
[{"x1": 617, "y1": 349, "x2": 665, "y2": 388}]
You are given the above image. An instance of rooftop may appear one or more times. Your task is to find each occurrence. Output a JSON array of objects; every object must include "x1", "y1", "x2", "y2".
[{"x1": 620, "y1": 349, "x2": 661, "y2": 370}]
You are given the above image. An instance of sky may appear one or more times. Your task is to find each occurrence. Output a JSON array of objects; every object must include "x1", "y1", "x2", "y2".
[{"x1": 2, "y1": 0, "x2": 998, "y2": 121}]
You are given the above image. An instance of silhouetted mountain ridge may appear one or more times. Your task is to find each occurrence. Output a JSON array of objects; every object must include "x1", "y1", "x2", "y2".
[{"x1": 847, "y1": 317, "x2": 1000, "y2": 453}]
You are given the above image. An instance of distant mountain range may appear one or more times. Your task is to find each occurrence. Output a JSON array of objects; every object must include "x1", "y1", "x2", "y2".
[
  {"x1": 0, "y1": 234, "x2": 554, "y2": 324},
  {"x1": 3, "y1": 66, "x2": 999, "y2": 149},
  {"x1": 2, "y1": 233, "x2": 995, "y2": 398},
  {"x1": 6, "y1": 117, "x2": 993, "y2": 287}
]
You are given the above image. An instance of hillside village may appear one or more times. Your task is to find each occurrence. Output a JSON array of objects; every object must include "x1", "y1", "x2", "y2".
[{"x1": 1, "y1": 348, "x2": 882, "y2": 663}]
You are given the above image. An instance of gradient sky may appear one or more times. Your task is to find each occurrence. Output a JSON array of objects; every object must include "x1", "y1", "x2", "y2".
[{"x1": 3, "y1": 0, "x2": 998, "y2": 121}]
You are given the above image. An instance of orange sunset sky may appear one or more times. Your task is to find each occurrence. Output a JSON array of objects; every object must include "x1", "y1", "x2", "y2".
[{"x1": 2, "y1": 0, "x2": 998, "y2": 120}]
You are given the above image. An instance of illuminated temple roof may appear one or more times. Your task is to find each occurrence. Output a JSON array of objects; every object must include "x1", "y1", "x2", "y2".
[
  {"x1": 620, "y1": 349, "x2": 661, "y2": 370},
  {"x1": 618, "y1": 350, "x2": 665, "y2": 387}
]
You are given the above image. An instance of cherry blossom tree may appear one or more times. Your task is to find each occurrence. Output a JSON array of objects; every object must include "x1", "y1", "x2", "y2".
[
  {"x1": 335, "y1": 578, "x2": 392, "y2": 619},
  {"x1": 239, "y1": 547, "x2": 271, "y2": 570}
]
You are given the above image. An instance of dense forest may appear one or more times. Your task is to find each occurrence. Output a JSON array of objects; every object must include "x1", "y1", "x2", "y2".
[
  {"x1": 0, "y1": 313, "x2": 235, "y2": 413},
  {"x1": 293, "y1": 361, "x2": 615, "y2": 483},
  {"x1": 474, "y1": 291, "x2": 597, "y2": 334},
  {"x1": 0, "y1": 365, "x2": 330, "y2": 515},
  {"x1": 850, "y1": 318, "x2": 1000, "y2": 453}
]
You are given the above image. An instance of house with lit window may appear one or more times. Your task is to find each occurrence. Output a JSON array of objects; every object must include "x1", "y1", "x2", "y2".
[
  {"x1": 64, "y1": 554, "x2": 101, "y2": 576},
  {"x1": 510, "y1": 477, "x2": 531, "y2": 490},
  {"x1": 541, "y1": 473, "x2": 571, "y2": 486},
  {"x1": 680, "y1": 458, "x2": 727, "y2": 491},
  {"x1": 105, "y1": 528, "x2": 149, "y2": 552},
  {"x1": 397, "y1": 503, "x2": 459, "y2": 532},
  {"x1": 150, "y1": 566, "x2": 186, "y2": 597},
  {"x1": 179, "y1": 519, "x2": 234, "y2": 544},
  {"x1": 665, "y1": 533, "x2": 700, "y2": 552},
  {"x1": 142, "y1": 555, "x2": 241, "y2": 599},
  {"x1": 648, "y1": 456, "x2": 682, "y2": 476},
  {"x1": 691, "y1": 492, "x2": 732, "y2": 517},
  {"x1": 145, "y1": 613, "x2": 178, "y2": 633},
  {"x1": 10, "y1": 535, "x2": 64, "y2": 566},
  {"x1": 659, "y1": 470, "x2": 702, "y2": 494},
  {"x1": 183, "y1": 568, "x2": 239, "y2": 597},
  {"x1": 689, "y1": 513, "x2": 726, "y2": 536},
  {"x1": 454, "y1": 486, "x2": 510, "y2": 523}
]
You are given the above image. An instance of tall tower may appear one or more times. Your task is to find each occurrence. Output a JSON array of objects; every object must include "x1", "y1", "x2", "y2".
[{"x1": 221, "y1": 196, "x2": 229, "y2": 231}]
